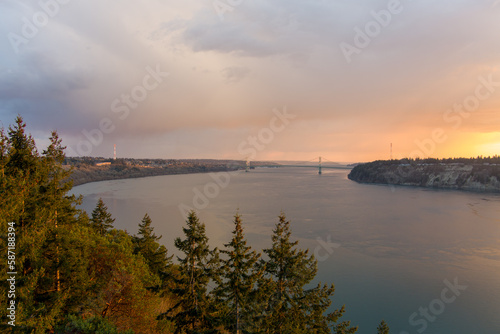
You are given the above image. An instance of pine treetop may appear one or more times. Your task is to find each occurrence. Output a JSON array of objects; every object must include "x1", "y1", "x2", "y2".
[{"x1": 90, "y1": 198, "x2": 115, "y2": 235}]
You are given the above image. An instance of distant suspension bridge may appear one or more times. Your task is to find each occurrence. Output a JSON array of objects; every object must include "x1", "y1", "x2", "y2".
[{"x1": 245, "y1": 157, "x2": 352, "y2": 174}]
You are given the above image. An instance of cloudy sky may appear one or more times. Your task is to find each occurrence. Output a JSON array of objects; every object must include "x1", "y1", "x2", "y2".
[{"x1": 1, "y1": 0, "x2": 499, "y2": 162}]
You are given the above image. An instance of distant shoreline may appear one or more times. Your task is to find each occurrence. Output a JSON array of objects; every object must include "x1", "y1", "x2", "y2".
[
  {"x1": 66, "y1": 157, "x2": 278, "y2": 187},
  {"x1": 69, "y1": 166, "x2": 237, "y2": 187}
]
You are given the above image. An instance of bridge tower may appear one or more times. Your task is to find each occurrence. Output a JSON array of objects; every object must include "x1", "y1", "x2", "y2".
[{"x1": 318, "y1": 156, "x2": 322, "y2": 175}]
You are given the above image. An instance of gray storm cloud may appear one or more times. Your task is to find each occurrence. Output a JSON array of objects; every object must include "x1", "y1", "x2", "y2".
[{"x1": 1, "y1": 0, "x2": 499, "y2": 160}]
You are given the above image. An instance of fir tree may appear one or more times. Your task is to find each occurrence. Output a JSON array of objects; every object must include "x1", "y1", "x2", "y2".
[
  {"x1": 133, "y1": 213, "x2": 173, "y2": 280},
  {"x1": 377, "y1": 320, "x2": 390, "y2": 334},
  {"x1": 165, "y1": 211, "x2": 219, "y2": 333},
  {"x1": 3, "y1": 116, "x2": 42, "y2": 233},
  {"x1": 5, "y1": 115, "x2": 39, "y2": 178},
  {"x1": 0, "y1": 117, "x2": 84, "y2": 331},
  {"x1": 90, "y1": 198, "x2": 115, "y2": 235},
  {"x1": 259, "y1": 212, "x2": 357, "y2": 334},
  {"x1": 214, "y1": 212, "x2": 263, "y2": 334},
  {"x1": 39, "y1": 131, "x2": 80, "y2": 295}
]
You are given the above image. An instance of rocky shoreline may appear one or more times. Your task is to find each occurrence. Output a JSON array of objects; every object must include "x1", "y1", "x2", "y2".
[{"x1": 348, "y1": 159, "x2": 500, "y2": 193}]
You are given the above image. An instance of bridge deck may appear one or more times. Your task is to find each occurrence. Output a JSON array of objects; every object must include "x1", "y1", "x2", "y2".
[{"x1": 256, "y1": 165, "x2": 352, "y2": 170}]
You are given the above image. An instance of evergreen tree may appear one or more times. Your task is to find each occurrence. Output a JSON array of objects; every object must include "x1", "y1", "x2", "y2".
[
  {"x1": 90, "y1": 198, "x2": 115, "y2": 235},
  {"x1": 0, "y1": 117, "x2": 167, "y2": 332},
  {"x1": 165, "y1": 211, "x2": 219, "y2": 333},
  {"x1": 5, "y1": 115, "x2": 39, "y2": 179},
  {"x1": 376, "y1": 320, "x2": 390, "y2": 334},
  {"x1": 133, "y1": 213, "x2": 173, "y2": 280},
  {"x1": 39, "y1": 131, "x2": 81, "y2": 296},
  {"x1": 332, "y1": 314, "x2": 358, "y2": 334},
  {"x1": 39, "y1": 131, "x2": 78, "y2": 217},
  {"x1": 214, "y1": 212, "x2": 263, "y2": 334},
  {"x1": 0, "y1": 117, "x2": 84, "y2": 331},
  {"x1": 259, "y1": 212, "x2": 357, "y2": 334},
  {"x1": 2, "y1": 116, "x2": 42, "y2": 233}
]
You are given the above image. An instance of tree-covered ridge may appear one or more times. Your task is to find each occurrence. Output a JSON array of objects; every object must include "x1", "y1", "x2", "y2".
[
  {"x1": 1, "y1": 117, "x2": 387, "y2": 333},
  {"x1": 348, "y1": 157, "x2": 500, "y2": 192}
]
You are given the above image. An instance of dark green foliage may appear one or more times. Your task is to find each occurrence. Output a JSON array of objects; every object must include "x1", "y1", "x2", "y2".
[
  {"x1": 258, "y1": 213, "x2": 357, "y2": 334},
  {"x1": 166, "y1": 211, "x2": 220, "y2": 333},
  {"x1": 133, "y1": 213, "x2": 173, "y2": 282},
  {"x1": 333, "y1": 317, "x2": 359, "y2": 334},
  {"x1": 0, "y1": 117, "x2": 162, "y2": 333},
  {"x1": 56, "y1": 315, "x2": 134, "y2": 334},
  {"x1": 213, "y1": 212, "x2": 262, "y2": 333},
  {"x1": 5, "y1": 116, "x2": 39, "y2": 178},
  {"x1": 377, "y1": 320, "x2": 390, "y2": 334},
  {"x1": 90, "y1": 198, "x2": 115, "y2": 235},
  {"x1": 0, "y1": 117, "x2": 83, "y2": 331}
]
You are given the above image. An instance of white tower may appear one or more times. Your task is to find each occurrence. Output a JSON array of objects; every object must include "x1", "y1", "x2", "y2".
[{"x1": 113, "y1": 144, "x2": 116, "y2": 160}]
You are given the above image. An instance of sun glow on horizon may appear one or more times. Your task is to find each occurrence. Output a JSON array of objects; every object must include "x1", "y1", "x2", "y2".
[{"x1": 476, "y1": 133, "x2": 500, "y2": 157}]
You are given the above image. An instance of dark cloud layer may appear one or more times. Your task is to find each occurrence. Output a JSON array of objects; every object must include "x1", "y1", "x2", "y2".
[{"x1": 1, "y1": 0, "x2": 499, "y2": 160}]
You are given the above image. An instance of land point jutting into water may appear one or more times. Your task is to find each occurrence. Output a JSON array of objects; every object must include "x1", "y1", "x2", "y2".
[{"x1": 348, "y1": 157, "x2": 500, "y2": 193}]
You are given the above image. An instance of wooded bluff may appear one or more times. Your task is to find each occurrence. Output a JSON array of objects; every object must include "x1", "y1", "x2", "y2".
[{"x1": 348, "y1": 157, "x2": 500, "y2": 192}]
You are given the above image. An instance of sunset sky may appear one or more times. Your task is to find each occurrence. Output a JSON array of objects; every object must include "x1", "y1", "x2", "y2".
[{"x1": 1, "y1": 0, "x2": 499, "y2": 162}]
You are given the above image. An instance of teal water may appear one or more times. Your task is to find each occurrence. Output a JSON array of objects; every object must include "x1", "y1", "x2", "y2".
[{"x1": 71, "y1": 168, "x2": 500, "y2": 333}]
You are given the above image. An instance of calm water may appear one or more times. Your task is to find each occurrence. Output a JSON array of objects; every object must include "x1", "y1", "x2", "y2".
[{"x1": 71, "y1": 168, "x2": 500, "y2": 333}]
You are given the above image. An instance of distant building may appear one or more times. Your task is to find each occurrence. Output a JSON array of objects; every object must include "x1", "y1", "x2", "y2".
[{"x1": 96, "y1": 162, "x2": 111, "y2": 166}]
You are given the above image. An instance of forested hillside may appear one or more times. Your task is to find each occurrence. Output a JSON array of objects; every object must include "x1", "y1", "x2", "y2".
[{"x1": 0, "y1": 117, "x2": 390, "y2": 333}]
